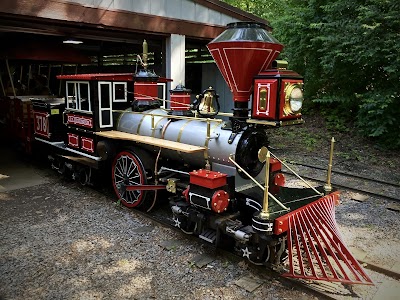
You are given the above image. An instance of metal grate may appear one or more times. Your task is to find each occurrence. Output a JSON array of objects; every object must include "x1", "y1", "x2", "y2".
[{"x1": 282, "y1": 194, "x2": 374, "y2": 285}]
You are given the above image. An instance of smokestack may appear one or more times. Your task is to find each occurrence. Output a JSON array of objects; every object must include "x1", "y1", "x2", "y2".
[{"x1": 207, "y1": 22, "x2": 283, "y2": 119}]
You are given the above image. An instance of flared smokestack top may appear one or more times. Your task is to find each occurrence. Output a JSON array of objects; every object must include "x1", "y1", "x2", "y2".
[{"x1": 207, "y1": 22, "x2": 284, "y2": 103}]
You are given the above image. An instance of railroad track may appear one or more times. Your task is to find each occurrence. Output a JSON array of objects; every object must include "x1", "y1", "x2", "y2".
[
  {"x1": 281, "y1": 160, "x2": 400, "y2": 202},
  {"x1": 125, "y1": 202, "x2": 400, "y2": 300},
  {"x1": 82, "y1": 162, "x2": 398, "y2": 299},
  {"x1": 123, "y1": 203, "x2": 339, "y2": 300},
  {"x1": 39, "y1": 159, "x2": 400, "y2": 299}
]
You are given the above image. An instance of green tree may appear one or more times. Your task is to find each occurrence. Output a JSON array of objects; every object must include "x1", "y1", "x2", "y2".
[
  {"x1": 222, "y1": 0, "x2": 285, "y2": 22},
  {"x1": 222, "y1": 0, "x2": 400, "y2": 148}
]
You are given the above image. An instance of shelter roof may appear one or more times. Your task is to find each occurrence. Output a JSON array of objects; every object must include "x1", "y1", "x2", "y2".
[{"x1": 0, "y1": 0, "x2": 271, "y2": 40}]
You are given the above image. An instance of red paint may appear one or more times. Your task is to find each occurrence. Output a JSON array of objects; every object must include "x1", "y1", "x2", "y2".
[
  {"x1": 170, "y1": 94, "x2": 191, "y2": 111},
  {"x1": 207, "y1": 41, "x2": 283, "y2": 103},
  {"x1": 182, "y1": 186, "x2": 190, "y2": 202},
  {"x1": 112, "y1": 151, "x2": 145, "y2": 208},
  {"x1": 189, "y1": 169, "x2": 227, "y2": 189},
  {"x1": 273, "y1": 173, "x2": 285, "y2": 187},
  {"x1": 274, "y1": 192, "x2": 340, "y2": 235},
  {"x1": 252, "y1": 70, "x2": 304, "y2": 121},
  {"x1": 66, "y1": 114, "x2": 93, "y2": 129},
  {"x1": 270, "y1": 173, "x2": 285, "y2": 194},
  {"x1": 280, "y1": 191, "x2": 373, "y2": 285},
  {"x1": 67, "y1": 133, "x2": 79, "y2": 148},
  {"x1": 81, "y1": 137, "x2": 94, "y2": 153},
  {"x1": 252, "y1": 78, "x2": 278, "y2": 120},
  {"x1": 269, "y1": 158, "x2": 281, "y2": 173},
  {"x1": 211, "y1": 190, "x2": 230, "y2": 213},
  {"x1": 134, "y1": 82, "x2": 158, "y2": 100},
  {"x1": 57, "y1": 73, "x2": 135, "y2": 81},
  {"x1": 57, "y1": 74, "x2": 172, "y2": 83},
  {"x1": 126, "y1": 185, "x2": 166, "y2": 191},
  {"x1": 33, "y1": 111, "x2": 50, "y2": 138}
]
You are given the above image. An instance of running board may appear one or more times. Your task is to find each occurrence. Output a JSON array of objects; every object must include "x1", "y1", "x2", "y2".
[
  {"x1": 199, "y1": 229, "x2": 217, "y2": 244},
  {"x1": 275, "y1": 192, "x2": 374, "y2": 285}
]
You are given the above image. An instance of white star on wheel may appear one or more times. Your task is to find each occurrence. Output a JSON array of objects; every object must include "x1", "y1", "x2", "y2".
[
  {"x1": 173, "y1": 216, "x2": 181, "y2": 228},
  {"x1": 241, "y1": 247, "x2": 252, "y2": 259}
]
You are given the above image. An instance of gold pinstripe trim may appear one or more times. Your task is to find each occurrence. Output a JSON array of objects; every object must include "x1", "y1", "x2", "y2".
[
  {"x1": 136, "y1": 109, "x2": 155, "y2": 134},
  {"x1": 115, "y1": 108, "x2": 129, "y2": 130},
  {"x1": 177, "y1": 120, "x2": 193, "y2": 143},
  {"x1": 176, "y1": 120, "x2": 193, "y2": 158},
  {"x1": 152, "y1": 117, "x2": 167, "y2": 137},
  {"x1": 136, "y1": 115, "x2": 146, "y2": 134},
  {"x1": 204, "y1": 122, "x2": 219, "y2": 162}
]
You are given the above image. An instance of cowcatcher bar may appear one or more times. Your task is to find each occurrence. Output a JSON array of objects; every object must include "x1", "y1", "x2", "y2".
[{"x1": 276, "y1": 192, "x2": 373, "y2": 285}]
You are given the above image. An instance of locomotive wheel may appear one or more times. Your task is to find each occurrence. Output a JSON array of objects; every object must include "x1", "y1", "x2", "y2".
[
  {"x1": 266, "y1": 237, "x2": 288, "y2": 265},
  {"x1": 112, "y1": 149, "x2": 155, "y2": 209},
  {"x1": 173, "y1": 213, "x2": 196, "y2": 234}
]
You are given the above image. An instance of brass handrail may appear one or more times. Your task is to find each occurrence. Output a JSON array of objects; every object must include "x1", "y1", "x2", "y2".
[{"x1": 228, "y1": 155, "x2": 289, "y2": 211}]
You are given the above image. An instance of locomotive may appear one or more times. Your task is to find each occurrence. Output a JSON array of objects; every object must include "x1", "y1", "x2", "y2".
[{"x1": 29, "y1": 22, "x2": 372, "y2": 285}]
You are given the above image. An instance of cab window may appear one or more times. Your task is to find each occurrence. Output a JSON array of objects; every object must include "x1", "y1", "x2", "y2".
[{"x1": 66, "y1": 81, "x2": 91, "y2": 112}]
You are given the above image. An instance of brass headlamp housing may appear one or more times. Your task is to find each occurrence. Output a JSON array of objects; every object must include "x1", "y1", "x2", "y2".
[{"x1": 283, "y1": 83, "x2": 304, "y2": 116}]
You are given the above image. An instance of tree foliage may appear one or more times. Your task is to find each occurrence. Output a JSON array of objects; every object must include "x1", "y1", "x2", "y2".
[{"x1": 222, "y1": 0, "x2": 400, "y2": 148}]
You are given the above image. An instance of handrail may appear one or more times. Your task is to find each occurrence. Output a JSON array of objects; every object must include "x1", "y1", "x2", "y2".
[
  {"x1": 269, "y1": 151, "x2": 324, "y2": 196},
  {"x1": 228, "y1": 155, "x2": 289, "y2": 212}
]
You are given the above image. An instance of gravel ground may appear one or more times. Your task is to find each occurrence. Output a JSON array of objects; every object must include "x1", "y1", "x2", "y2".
[
  {"x1": 0, "y1": 176, "x2": 318, "y2": 300},
  {"x1": 1, "y1": 121, "x2": 400, "y2": 300},
  {"x1": 1, "y1": 169, "x2": 399, "y2": 299}
]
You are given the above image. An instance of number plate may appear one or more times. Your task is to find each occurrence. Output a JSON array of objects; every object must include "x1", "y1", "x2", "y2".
[{"x1": 34, "y1": 111, "x2": 50, "y2": 138}]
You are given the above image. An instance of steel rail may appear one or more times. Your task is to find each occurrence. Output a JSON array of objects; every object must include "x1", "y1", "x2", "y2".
[
  {"x1": 118, "y1": 202, "x2": 337, "y2": 300},
  {"x1": 281, "y1": 171, "x2": 400, "y2": 202},
  {"x1": 285, "y1": 160, "x2": 400, "y2": 188},
  {"x1": 49, "y1": 171, "x2": 398, "y2": 298},
  {"x1": 32, "y1": 159, "x2": 397, "y2": 296}
]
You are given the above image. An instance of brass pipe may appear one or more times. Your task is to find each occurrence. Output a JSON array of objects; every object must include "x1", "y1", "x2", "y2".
[
  {"x1": 324, "y1": 137, "x2": 335, "y2": 194},
  {"x1": 143, "y1": 40, "x2": 148, "y2": 69},
  {"x1": 112, "y1": 109, "x2": 223, "y2": 123},
  {"x1": 206, "y1": 118, "x2": 211, "y2": 140},
  {"x1": 204, "y1": 118, "x2": 212, "y2": 170},
  {"x1": 228, "y1": 155, "x2": 289, "y2": 211},
  {"x1": 127, "y1": 91, "x2": 192, "y2": 108},
  {"x1": 229, "y1": 155, "x2": 264, "y2": 190},
  {"x1": 269, "y1": 151, "x2": 323, "y2": 196},
  {"x1": 260, "y1": 151, "x2": 271, "y2": 219}
]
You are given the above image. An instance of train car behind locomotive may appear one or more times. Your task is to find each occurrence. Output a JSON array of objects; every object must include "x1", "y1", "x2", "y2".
[{"x1": 31, "y1": 22, "x2": 373, "y2": 285}]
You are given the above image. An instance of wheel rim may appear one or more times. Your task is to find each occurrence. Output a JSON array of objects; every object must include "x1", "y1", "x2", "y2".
[{"x1": 112, "y1": 151, "x2": 145, "y2": 207}]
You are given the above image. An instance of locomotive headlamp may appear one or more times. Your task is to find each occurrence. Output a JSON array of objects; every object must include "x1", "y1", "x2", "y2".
[{"x1": 284, "y1": 84, "x2": 304, "y2": 115}]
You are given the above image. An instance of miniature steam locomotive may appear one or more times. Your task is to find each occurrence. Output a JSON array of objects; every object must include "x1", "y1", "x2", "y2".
[{"x1": 29, "y1": 22, "x2": 372, "y2": 285}]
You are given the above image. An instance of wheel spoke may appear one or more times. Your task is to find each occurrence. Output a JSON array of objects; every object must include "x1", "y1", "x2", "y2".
[
  {"x1": 112, "y1": 151, "x2": 150, "y2": 207},
  {"x1": 114, "y1": 173, "x2": 124, "y2": 180},
  {"x1": 114, "y1": 179, "x2": 124, "y2": 185},
  {"x1": 115, "y1": 163, "x2": 124, "y2": 177},
  {"x1": 126, "y1": 157, "x2": 134, "y2": 176},
  {"x1": 126, "y1": 192, "x2": 131, "y2": 201},
  {"x1": 127, "y1": 163, "x2": 138, "y2": 177},
  {"x1": 130, "y1": 189, "x2": 140, "y2": 199},
  {"x1": 128, "y1": 175, "x2": 140, "y2": 184},
  {"x1": 117, "y1": 158, "x2": 124, "y2": 175},
  {"x1": 124, "y1": 156, "x2": 129, "y2": 174}
]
